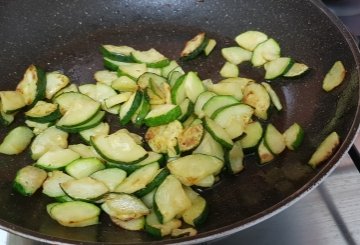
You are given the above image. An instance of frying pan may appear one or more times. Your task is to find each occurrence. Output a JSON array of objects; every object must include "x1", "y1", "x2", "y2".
[{"x1": 0, "y1": 0, "x2": 359, "y2": 244}]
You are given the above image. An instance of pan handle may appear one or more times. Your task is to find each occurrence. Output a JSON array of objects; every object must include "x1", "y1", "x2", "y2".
[{"x1": 348, "y1": 145, "x2": 360, "y2": 173}]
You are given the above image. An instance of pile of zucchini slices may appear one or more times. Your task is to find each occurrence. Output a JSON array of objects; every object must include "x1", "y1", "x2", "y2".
[{"x1": 0, "y1": 30, "x2": 343, "y2": 238}]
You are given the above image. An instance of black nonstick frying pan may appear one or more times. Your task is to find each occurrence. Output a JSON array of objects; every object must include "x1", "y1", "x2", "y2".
[{"x1": 0, "y1": 0, "x2": 359, "y2": 244}]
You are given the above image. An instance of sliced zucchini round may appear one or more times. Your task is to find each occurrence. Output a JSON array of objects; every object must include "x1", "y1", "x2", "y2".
[{"x1": 144, "y1": 104, "x2": 181, "y2": 127}]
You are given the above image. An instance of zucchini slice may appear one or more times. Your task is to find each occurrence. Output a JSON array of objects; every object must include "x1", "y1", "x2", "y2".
[
  {"x1": 203, "y1": 117, "x2": 233, "y2": 149},
  {"x1": 131, "y1": 48, "x2": 170, "y2": 68},
  {"x1": 171, "y1": 74, "x2": 186, "y2": 105},
  {"x1": 101, "y1": 193, "x2": 149, "y2": 220},
  {"x1": 178, "y1": 123, "x2": 204, "y2": 152},
  {"x1": 168, "y1": 70, "x2": 184, "y2": 87},
  {"x1": 111, "y1": 216, "x2": 145, "y2": 231},
  {"x1": 264, "y1": 124, "x2": 286, "y2": 155},
  {"x1": 91, "y1": 130, "x2": 147, "y2": 164},
  {"x1": 68, "y1": 144, "x2": 101, "y2": 159},
  {"x1": 13, "y1": 165, "x2": 47, "y2": 196},
  {"x1": 57, "y1": 110, "x2": 106, "y2": 133},
  {"x1": 145, "y1": 211, "x2": 182, "y2": 237},
  {"x1": 100, "y1": 45, "x2": 135, "y2": 63},
  {"x1": 25, "y1": 120, "x2": 52, "y2": 135},
  {"x1": 90, "y1": 168, "x2": 127, "y2": 192},
  {"x1": 161, "y1": 60, "x2": 181, "y2": 78},
  {"x1": 115, "y1": 162, "x2": 160, "y2": 194},
  {"x1": 55, "y1": 92, "x2": 100, "y2": 128},
  {"x1": 105, "y1": 92, "x2": 132, "y2": 108},
  {"x1": 45, "y1": 71, "x2": 70, "y2": 99},
  {"x1": 212, "y1": 103, "x2": 254, "y2": 139},
  {"x1": 16, "y1": 65, "x2": 46, "y2": 107},
  {"x1": 79, "y1": 122, "x2": 110, "y2": 143},
  {"x1": 35, "y1": 148, "x2": 80, "y2": 171},
  {"x1": 61, "y1": 177, "x2": 109, "y2": 201},
  {"x1": 42, "y1": 171, "x2": 74, "y2": 198},
  {"x1": 0, "y1": 104, "x2": 15, "y2": 126},
  {"x1": 264, "y1": 57, "x2": 293, "y2": 79},
  {"x1": 240, "y1": 121, "x2": 263, "y2": 152},
  {"x1": 47, "y1": 201, "x2": 100, "y2": 227},
  {"x1": 251, "y1": 38, "x2": 281, "y2": 67},
  {"x1": 322, "y1": 61, "x2": 346, "y2": 92},
  {"x1": 207, "y1": 82, "x2": 244, "y2": 101},
  {"x1": 94, "y1": 70, "x2": 118, "y2": 86},
  {"x1": 226, "y1": 140, "x2": 244, "y2": 174},
  {"x1": 144, "y1": 104, "x2": 181, "y2": 127},
  {"x1": 0, "y1": 91, "x2": 26, "y2": 113},
  {"x1": 25, "y1": 101, "x2": 61, "y2": 123},
  {"x1": 167, "y1": 154, "x2": 224, "y2": 186},
  {"x1": 182, "y1": 195, "x2": 208, "y2": 227},
  {"x1": 119, "y1": 91, "x2": 143, "y2": 125},
  {"x1": 203, "y1": 95, "x2": 239, "y2": 118},
  {"x1": 180, "y1": 32, "x2": 208, "y2": 61},
  {"x1": 194, "y1": 91, "x2": 216, "y2": 118},
  {"x1": 154, "y1": 175, "x2": 191, "y2": 223},
  {"x1": 171, "y1": 228, "x2": 198, "y2": 238},
  {"x1": 134, "y1": 168, "x2": 170, "y2": 197},
  {"x1": 308, "y1": 132, "x2": 340, "y2": 168},
  {"x1": 243, "y1": 82, "x2": 270, "y2": 120},
  {"x1": 283, "y1": 62, "x2": 309, "y2": 77},
  {"x1": 53, "y1": 83, "x2": 79, "y2": 98},
  {"x1": 235, "y1": 31, "x2": 268, "y2": 51},
  {"x1": 118, "y1": 63, "x2": 147, "y2": 80},
  {"x1": 103, "y1": 57, "x2": 132, "y2": 71},
  {"x1": 111, "y1": 76, "x2": 138, "y2": 92},
  {"x1": 65, "y1": 157, "x2": 105, "y2": 179},
  {"x1": 283, "y1": 123, "x2": 304, "y2": 151},
  {"x1": 204, "y1": 39, "x2": 217, "y2": 56},
  {"x1": 183, "y1": 71, "x2": 206, "y2": 103},
  {"x1": 257, "y1": 139, "x2": 275, "y2": 164},
  {"x1": 0, "y1": 126, "x2": 34, "y2": 155},
  {"x1": 193, "y1": 132, "x2": 224, "y2": 161},
  {"x1": 221, "y1": 47, "x2": 252, "y2": 65},
  {"x1": 219, "y1": 62, "x2": 239, "y2": 78},
  {"x1": 261, "y1": 82, "x2": 283, "y2": 111},
  {"x1": 178, "y1": 98, "x2": 194, "y2": 122}
]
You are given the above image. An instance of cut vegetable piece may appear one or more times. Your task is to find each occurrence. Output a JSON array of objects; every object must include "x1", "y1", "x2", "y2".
[
  {"x1": 25, "y1": 101, "x2": 61, "y2": 123},
  {"x1": 16, "y1": 65, "x2": 46, "y2": 107},
  {"x1": 25, "y1": 120, "x2": 51, "y2": 135},
  {"x1": 213, "y1": 103, "x2": 254, "y2": 139},
  {"x1": 258, "y1": 139, "x2": 274, "y2": 164},
  {"x1": 206, "y1": 82, "x2": 244, "y2": 101},
  {"x1": 90, "y1": 168, "x2": 126, "y2": 192},
  {"x1": 178, "y1": 123, "x2": 204, "y2": 152},
  {"x1": 103, "y1": 57, "x2": 132, "y2": 71},
  {"x1": 61, "y1": 177, "x2": 109, "y2": 201},
  {"x1": 55, "y1": 92, "x2": 100, "y2": 128},
  {"x1": 47, "y1": 201, "x2": 100, "y2": 227},
  {"x1": 283, "y1": 123, "x2": 304, "y2": 151},
  {"x1": 203, "y1": 117, "x2": 233, "y2": 149},
  {"x1": 42, "y1": 171, "x2": 74, "y2": 198},
  {"x1": 203, "y1": 95, "x2": 239, "y2": 118},
  {"x1": 115, "y1": 162, "x2": 160, "y2": 194},
  {"x1": 144, "y1": 104, "x2": 181, "y2": 127},
  {"x1": 91, "y1": 130, "x2": 147, "y2": 164},
  {"x1": 30, "y1": 126, "x2": 68, "y2": 160},
  {"x1": 145, "y1": 211, "x2": 182, "y2": 237},
  {"x1": 94, "y1": 70, "x2": 118, "y2": 86},
  {"x1": 322, "y1": 61, "x2": 346, "y2": 92},
  {"x1": 264, "y1": 57, "x2": 293, "y2": 79},
  {"x1": 65, "y1": 157, "x2": 105, "y2": 179},
  {"x1": 171, "y1": 74, "x2": 186, "y2": 105},
  {"x1": 264, "y1": 124, "x2": 286, "y2": 155},
  {"x1": 183, "y1": 71, "x2": 206, "y2": 103},
  {"x1": 134, "y1": 168, "x2": 170, "y2": 197},
  {"x1": 193, "y1": 132, "x2": 224, "y2": 161},
  {"x1": 219, "y1": 62, "x2": 239, "y2": 78},
  {"x1": 119, "y1": 91, "x2": 143, "y2": 125},
  {"x1": 118, "y1": 63, "x2": 147, "y2": 80},
  {"x1": 53, "y1": 84, "x2": 78, "y2": 98},
  {"x1": 0, "y1": 126, "x2": 34, "y2": 155},
  {"x1": 154, "y1": 175, "x2": 191, "y2": 223},
  {"x1": 195, "y1": 175, "x2": 215, "y2": 188},
  {"x1": 226, "y1": 141, "x2": 244, "y2": 174},
  {"x1": 111, "y1": 216, "x2": 145, "y2": 231},
  {"x1": 79, "y1": 122, "x2": 109, "y2": 143},
  {"x1": 178, "y1": 98, "x2": 194, "y2": 122},
  {"x1": 100, "y1": 45, "x2": 135, "y2": 62},
  {"x1": 0, "y1": 91, "x2": 26, "y2": 113},
  {"x1": 180, "y1": 32, "x2": 208, "y2": 61},
  {"x1": 261, "y1": 82, "x2": 283, "y2": 111},
  {"x1": 105, "y1": 92, "x2": 132, "y2": 108},
  {"x1": 68, "y1": 144, "x2": 101, "y2": 159},
  {"x1": 167, "y1": 154, "x2": 224, "y2": 186},
  {"x1": 221, "y1": 47, "x2": 252, "y2": 65},
  {"x1": 111, "y1": 76, "x2": 138, "y2": 92},
  {"x1": 171, "y1": 228, "x2": 197, "y2": 238},
  {"x1": 308, "y1": 132, "x2": 340, "y2": 168},
  {"x1": 235, "y1": 31, "x2": 268, "y2": 51},
  {"x1": 251, "y1": 38, "x2": 281, "y2": 67},
  {"x1": 102, "y1": 193, "x2": 149, "y2": 220},
  {"x1": 194, "y1": 91, "x2": 216, "y2": 118},
  {"x1": 35, "y1": 148, "x2": 80, "y2": 170},
  {"x1": 182, "y1": 195, "x2": 208, "y2": 227},
  {"x1": 168, "y1": 71, "x2": 183, "y2": 88},
  {"x1": 240, "y1": 121, "x2": 263, "y2": 151},
  {"x1": 204, "y1": 39, "x2": 217, "y2": 56},
  {"x1": 131, "y1": 48, "x2": 169, "y2": 68},
  {"x1": 0, "y1": 105, "x2": 15, "y2": 126},
  {"x1": 45, "y1": 71, "x2": 70, "y2": 99},
  {"x1": 57, "y1": 110, "x2": 105, "y2": 133},
  {"x1": 161, "y1": 60, "x2": 180, "y2": 78},
  {"x1": 283, "y1": 62, "x2": 309, "y2": 77},
  {"x1": 13, "y1": 166, "x2": 47, "y2": 196},
  {"x1": 243, "y1": 82, "x2": 270, "y2": 120}
]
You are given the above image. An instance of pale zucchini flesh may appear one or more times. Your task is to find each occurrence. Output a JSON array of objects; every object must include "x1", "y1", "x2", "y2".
[
  {"x1": 13, "y1": 165, "x2": 47, "y2": 196},
  {"x1": 308, "y1": 132, "x2": 340, "y2": 168},
  {"x1": 322, "y1": 61, "x2": 346, "y2": 92},
  {"x1": 0, "y1": 126, "x2": 34, "y2": 155}
]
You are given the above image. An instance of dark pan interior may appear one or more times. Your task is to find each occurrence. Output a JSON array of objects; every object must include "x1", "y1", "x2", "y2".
[{"x1": 0, "y1": 0, "x2": 359, "y2": 244}]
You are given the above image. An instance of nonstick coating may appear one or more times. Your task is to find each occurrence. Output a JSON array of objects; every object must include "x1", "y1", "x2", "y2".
[{"x1": 0, "y1": 0, "x2": 359, "y2": 244}]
